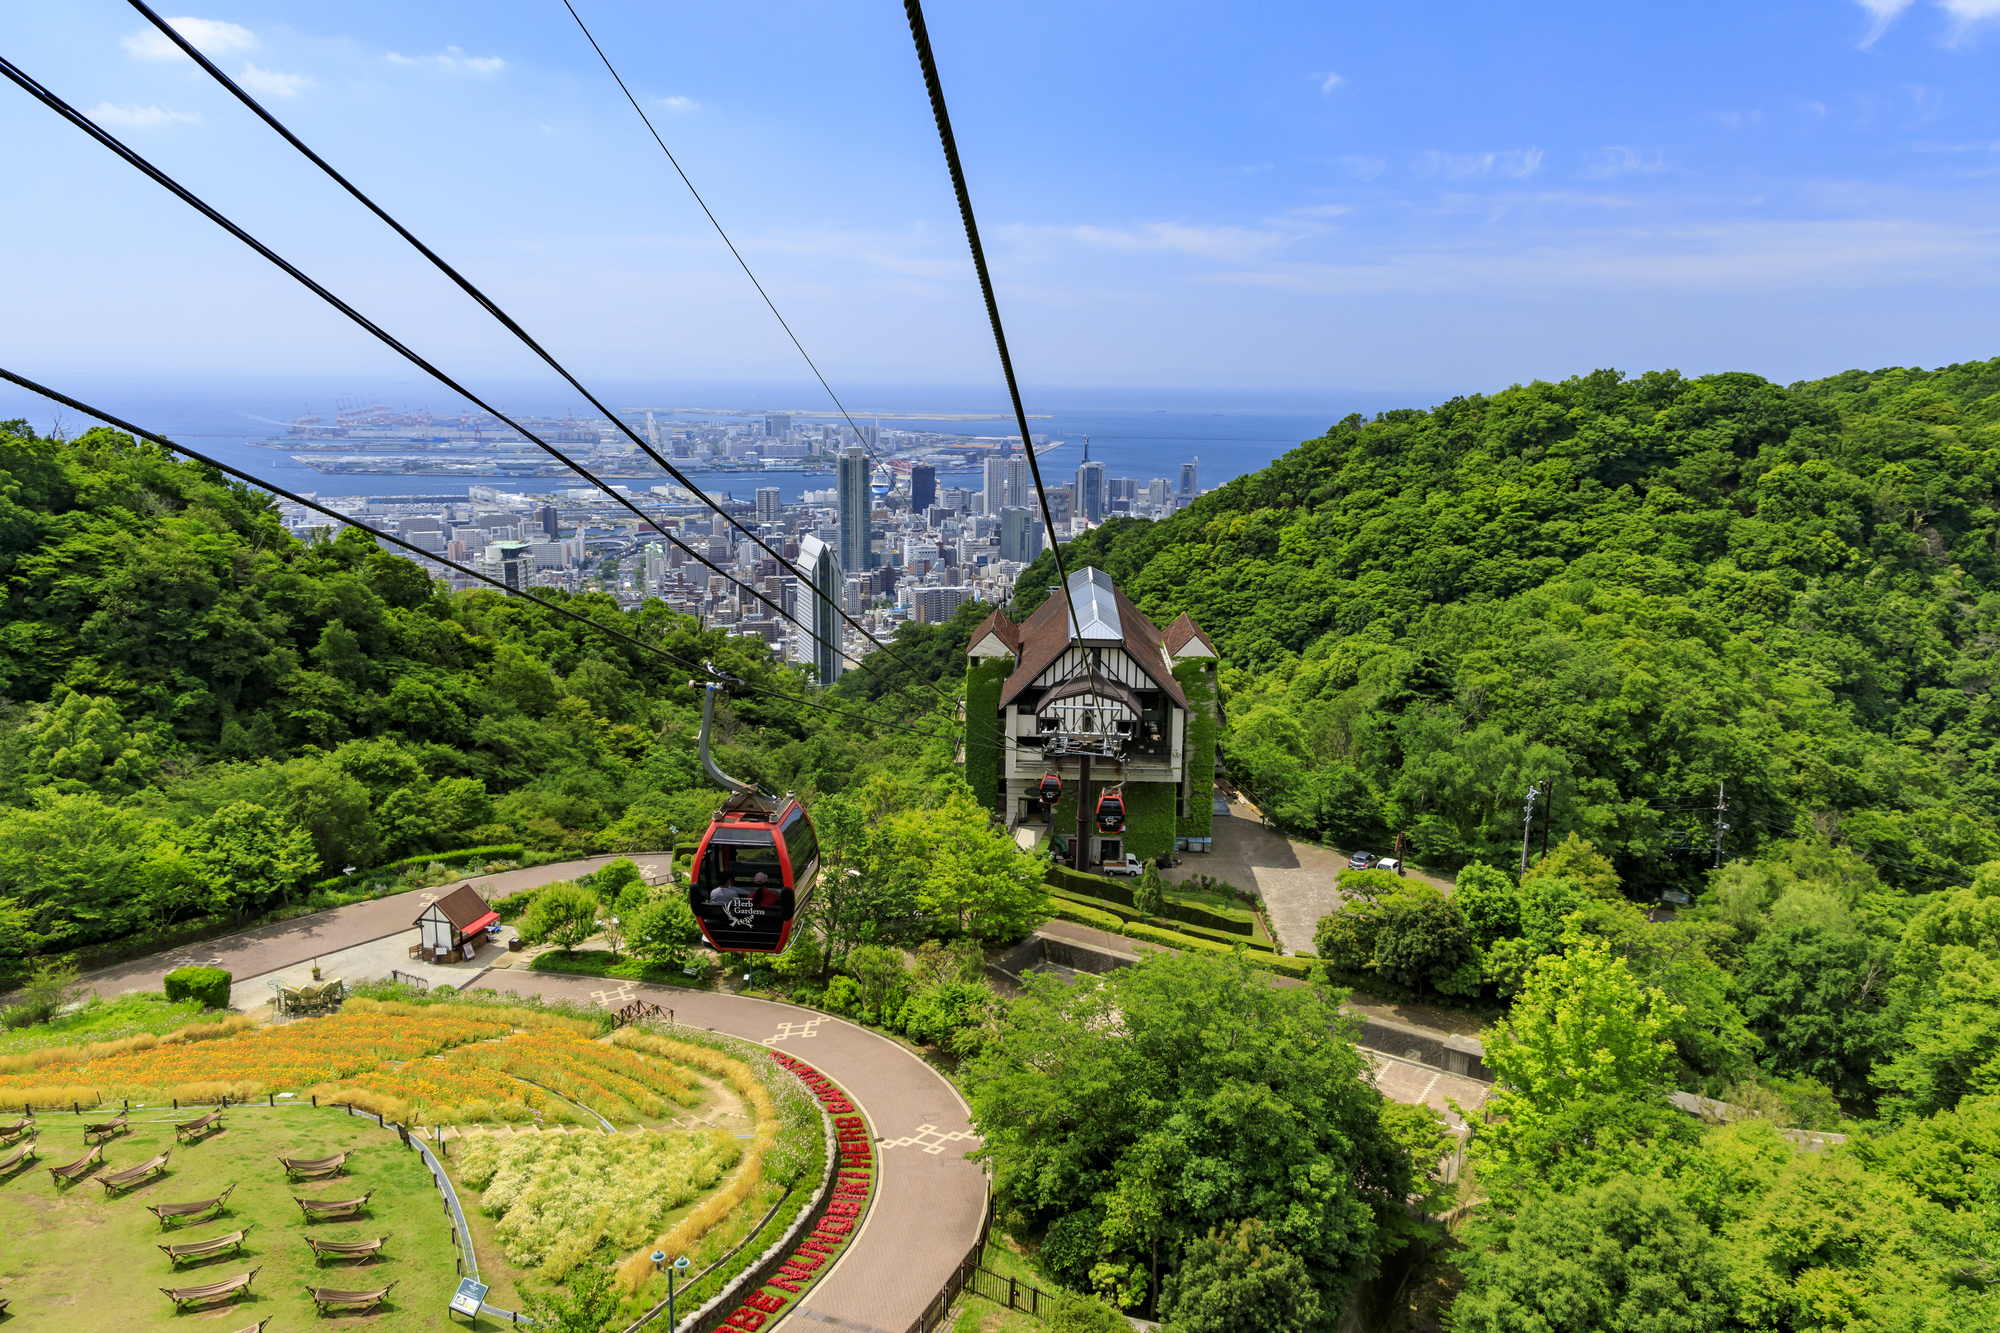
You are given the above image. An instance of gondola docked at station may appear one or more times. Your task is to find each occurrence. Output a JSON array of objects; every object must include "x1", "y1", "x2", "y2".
[
  {"x1": 686, "y1": 682, "x2": 819, "y2": 954},
  {"x1": 1095, "y1": 785, "x2": 1127, "y2": 834}
]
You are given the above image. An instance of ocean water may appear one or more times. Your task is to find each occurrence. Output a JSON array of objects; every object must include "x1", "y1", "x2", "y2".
[{"x1": 0, "y1": 380, "x2": 1428, "y2": 506}]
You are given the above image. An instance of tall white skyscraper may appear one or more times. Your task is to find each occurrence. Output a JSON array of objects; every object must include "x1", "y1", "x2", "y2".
[
  {"x1": 756, "y1": 487, "x2": 781, "y2": 525},
  {"x1": 837, "y1": 446, "x2": 871, "y2": 574},
  {"x1": 982, "y1": 454, "x2": 1007, "y2": 515},
  {"x1": 793, "y1": 534, "x2": 843, "y2": 686},
  {"x1": 1004, "y1": 456, "x2": 1031, "y2": 510}
]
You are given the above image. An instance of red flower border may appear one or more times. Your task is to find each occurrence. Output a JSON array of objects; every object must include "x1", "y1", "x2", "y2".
[{"x1": 718, "y1": 1052, "x2": 875, "y2": 1330}]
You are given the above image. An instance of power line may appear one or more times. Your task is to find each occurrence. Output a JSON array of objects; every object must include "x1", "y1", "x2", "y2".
[
  {"x1": 900, "y1": 0, "x2": 1091, "y2": 662},
  {"x1": 0, "y1": 366, "x2": 948, "y2": 742},
  {"x1": 556, "y1": 0, "x2": 883, "y2": 469},
  {"x1": 0, "y1": 52, "x2": 936, "y2": 722},
  {"x1": 113, "y1": 7, "x2": 950, "y2": 712}
]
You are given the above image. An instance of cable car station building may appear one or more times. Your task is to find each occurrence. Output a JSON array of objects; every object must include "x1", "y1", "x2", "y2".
[{"x1": 964, "y1": 567, "x2": 1219, "y2": 869}]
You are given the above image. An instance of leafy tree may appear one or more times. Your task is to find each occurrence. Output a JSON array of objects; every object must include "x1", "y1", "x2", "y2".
[
  {"x1": 1159, "y1": 1220, "x2": 1321, "y2": 1333},
  {"x1": 1450, "y1": 1176, "x2": 1731, "y2": 1333},
  {"x1": 1452, "y1": 861, "x2": 1522, "y2": 946},
  {"x1": 1873, "y1": 946, "x2": 2000, "y2": 1119},
  {"x1": 901, "y1": 980, "x2": 993, "y2": 1058},
  {"x1": 1134, "y1": 859, "x2": 1165, "y2": 917},
  {"x1": 966, "y1": 949, "x2": 1409, "y2": 1321},
  {"x1": 847, "y1": 943, "x2": 908, "y2": 1022},
  {"x1": 283, "y1": 760, "x2": 379, "y2": 873},
  {"x1": 625, "y1": 893, "x2": 701, "y2": 966},
  {"x1": 1521, "y1": 833, "x2": 1622, "y2": 900},
  {"x1": 875, "y1": 785, "x2": 1046, "y2": 940},
  {"x1": 590, "y1": 857, "x2": 646, "y2": 901},
  {"x1": 24, "y1": 692, "x2": 158, "y2": 795},
  {"x1": 1738, "y1": 920, "x2": 1887, "y2": 1104},
  {"x1": 1378, "y1": 1101, "x2": 1458, "y2": 1214},
  {"x1": 521, "y1": 882, "x2": 601, "y2": 955},
  {"x1": 1371, "y1": 888, "x2": 1477, "y2": 995},
  {"x1": 1471, "y1": 929, "x2": 1688, "y2": 1199},
  {"x1": 0, "y1": 791, "x2": 159, "y2": 957},
  {"x1": 1042, "y1": 1289, "x2": 1129, "y2": 1333}
]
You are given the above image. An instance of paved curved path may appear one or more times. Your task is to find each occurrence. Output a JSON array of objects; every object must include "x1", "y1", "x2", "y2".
[
  {"x1": 488, "y1": 974, "x2": 986, "y2": 1333},
  {"x1": 64, "y1": 853, "x2": 987, "y2": 1333}
]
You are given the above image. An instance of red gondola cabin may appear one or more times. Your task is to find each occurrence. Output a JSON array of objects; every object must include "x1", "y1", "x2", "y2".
[
  {"x1": 688, "y1": 795, "x2": 820, "y2": 954},
  {"x1": 1037, "y1": 771, "x2": 1063, "y2": 805},
  {"x1": 1095, "y1": 788, "x2": 1126, "y2": 834}
]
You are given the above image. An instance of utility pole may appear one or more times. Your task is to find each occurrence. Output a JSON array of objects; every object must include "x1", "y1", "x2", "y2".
[
  {"x1": 1519, "y1": 781, "x2": 1541, "y2": 875},
  {"x1": 1712, "y1": 781, "x2": 1730, "y2": 869},
  {"x1": 1076, "y1": 754, "x2": 1092, "y2": 872}
]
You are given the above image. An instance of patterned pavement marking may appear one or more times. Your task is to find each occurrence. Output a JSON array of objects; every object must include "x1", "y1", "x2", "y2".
[
  {"x1": 876, "y1": 1122, "x2": 978, "y2": 1155},
  {"x1": 767, "y1": 1017, "x2": 829, "y2": 1043}
]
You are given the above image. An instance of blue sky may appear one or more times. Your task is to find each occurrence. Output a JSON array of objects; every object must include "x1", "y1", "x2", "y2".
[{"x1": 3, "y1": 1, "x2": 1999, "y2": 403}]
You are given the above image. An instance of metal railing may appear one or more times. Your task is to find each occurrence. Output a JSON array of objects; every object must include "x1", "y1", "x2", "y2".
[
  {"x1": 906, "y1": 1205, "x2": 1031, "y2": 1333},
  {"x1": 388, "y1": 970, "x2": 430, "y2": 991}
]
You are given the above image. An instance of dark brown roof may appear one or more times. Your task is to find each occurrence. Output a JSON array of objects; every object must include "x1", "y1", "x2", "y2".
[
  {"x1": 966, "y1": 607, "x2": 1019, "y2": 655},
  {"x1": 1162, "y1": 612, "x2": 1216, "y2": 658},
  {"x1": 997, "y1": 577, "x2": 1189, "y2": 712},
  {"x1": 418, "y1": 884, "x2": 494, "y2": 931}
]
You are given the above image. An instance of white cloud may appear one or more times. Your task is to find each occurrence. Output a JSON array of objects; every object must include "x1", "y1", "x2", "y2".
[
  {"x1": 122, "y1": 16, "x2": 256, "y2": 60},
  {"x1": 239, "y1": 64, "x2": 311, "y2": 98},
  {"x1": 1582, "y1": 146, "x2": 1671, "y2": 179},
  {"x1": 387, "y1": 46, "x2": 506, "y2": 74},
  {"x1": 1419, "y1": 148, "x2": 1544, "y2": 181},
  {"x1": 1311, "y1": 71, "x2": 1345, "y2": 95},
  {"x1": 87, "y1": 102, "x2": 199, "y2": 127},
  {"x1": 1858, "y1": 0, "x2": 1915, "y2": 46},
  {"x1": 1338, "y1": 156, "x2": 1386, "y2": 181},
  {"x1": 1940, "y1": 0, "x2": 2000, "y2": 43},
  {"x1": 658, "y1": 95, "x2": 700, "y2": 112}
]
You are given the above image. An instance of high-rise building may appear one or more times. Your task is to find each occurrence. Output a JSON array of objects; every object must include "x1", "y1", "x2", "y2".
[
  {"x1": 645, "y1": 412, "x2": 661, "y2": 451},
  {"x1": 482, "y1": 541, "x2": 531, "y2": 592},
  {"x1": 1074, "y1": 461, "x2": 1106, "y2": 523},
  {"x1": 1180, "y1": 458, "x2": 1200, "y2": 498},
  {"x1": 914, "y1": 586, "x2": 976, "y2": 624},
  {"x1": 1107, "y1": 477, "x2": 1138, "y2": 503},
  {"x1": 910, "y1": 464, "x2": 937, "y2": 513},
  {"x1": 764, "y1": 413, "x2": 792, "y2": 439},
  {"x1": 793, "y1": 533, "x2": 843, "y2": 686},
  {"x1": 1048, "y1": 486, "x2": 1074, "y2": 526},
  {"x1": 999, "y1": 507, "x2": 1044, "y2": 564},
  {"x1": 837, "y1": 447, "x2": 871, "y2": 574},
  {"x1": 755, "y1": 487, "x2": 781, "y2": 525},
  {"x1": 981, "y1": 454, "x2": 1007, "y2": 515},
  {"x1": 534, "y1": 504, "x2": 559, "y2": 539},
  {"x1": 1147, "y1": 477, "x2": 1172, "y2": 505},
  {"x1": 1004, "y1": 456, "x2": 1031, "y2": 510}
]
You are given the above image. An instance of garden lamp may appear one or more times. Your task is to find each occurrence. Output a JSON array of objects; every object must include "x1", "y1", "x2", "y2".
[{"x1": 668, "y1": 1253, "x2": 690, "y2": 1326}]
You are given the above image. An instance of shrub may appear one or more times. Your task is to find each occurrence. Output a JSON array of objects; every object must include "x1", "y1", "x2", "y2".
[
  {"x1": 1160, "y1": 1219, "x2": 1321, "y2": 1333},
  {"x1": 1051, "y1": 900, "x2": 1125, "y2": 933},
  {"x1": 902, "y1": 981, "x2": 994, "y2": 1058},
  {"x1": 590, "y1": 857, "x2": 646, "y2": 899},
  {"x1": 823, "y1": 975, "x2": 863, "y2": 1015},
  {"x1": 1039, "y1": 1209, "x2": 1104, "y2": 1290},
  {"x1": 627, "y1": 893, "x2": 702, "y2": 964},
  {"x1": 521, "y1": 882, "x2": 601, "y2": 953},
  {"x1": 1133, "y1": 861, "x2": 1165, "y2": 917},
  {"x1": 1044, "y1": 1290, "x2": 1129, "y2": 1333},
  {"x1": 163, "y1": 966, "x2": 232, "y2": 1011}
]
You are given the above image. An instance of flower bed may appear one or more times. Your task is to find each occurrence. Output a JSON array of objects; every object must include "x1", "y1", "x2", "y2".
[
  {"x1": 0, "y1": 1011, "x2": 511, "y2": 1106},
  {"x1": 455, "y1": 1126, "x2": 742, "y2": 1279}
]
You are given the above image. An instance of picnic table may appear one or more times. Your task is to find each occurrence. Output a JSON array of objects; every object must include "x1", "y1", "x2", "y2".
[
  {"x1": 159, "y1": 1267, "x2": 258, "y2": 1310},
  {"x1": 306, "y1": 1280, "x2": 397, "y2": 1315},
  {"x1": 159, "y1": 1225, "x2": 253, "y2": 1267},
  {"x1": 97, "y1": 1150, "x2": 169, "y2": 1194},
  {"x1": 149, "y1": 1183, "x2": 235, "y2": 1229}
]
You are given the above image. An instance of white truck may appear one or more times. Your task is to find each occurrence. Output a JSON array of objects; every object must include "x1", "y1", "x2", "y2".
[{"x1": 1102, "y1": 853, "x2": 1146, "y2": 878}]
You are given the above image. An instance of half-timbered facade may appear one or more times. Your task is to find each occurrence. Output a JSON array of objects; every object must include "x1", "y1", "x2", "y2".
[{"x1": 965, "y1": 567, "x2": 1220, "y2": 868}]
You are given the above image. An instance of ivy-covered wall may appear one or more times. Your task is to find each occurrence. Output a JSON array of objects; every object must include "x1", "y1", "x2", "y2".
[
  {"x1": 1047, "y1": 776, "x2": 1176, "y2": 866},
  {"x1": 964, "y1": 654, "x2": 1012, "y2": 816},
  {"x1": 1174, "y1": 658, "x2": 1219, "y2": 840}
]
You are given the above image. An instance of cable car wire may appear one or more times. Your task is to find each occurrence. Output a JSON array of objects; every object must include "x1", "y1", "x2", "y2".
[
  {"x1": 0, "y1": 366, "x2": 951, "y2": 742},
  {"x1": 557, "y1": 0, "x2": 885, "y2": 469},
  {"x1": 899, "y1": 0, "x2": 1090, "y2": 663},
  {"x1": 0, "y1": 50, "x2": 943, "y2": 721},
  {"x1": 113, "y1": 4, "x2": 953, "y2": 711}
]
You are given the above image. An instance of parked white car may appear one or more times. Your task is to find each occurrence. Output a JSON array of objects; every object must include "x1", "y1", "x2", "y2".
[
  {"x1": 1375, "y1": 857, "x2": 1402, "y2": 873},
  {"x1": 1102, "y1": 853, "x2": 1145, "y2": 877}
]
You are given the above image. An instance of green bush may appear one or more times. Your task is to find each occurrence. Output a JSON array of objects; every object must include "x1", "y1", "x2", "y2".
[
  {"x1": 1120, "y1": 923, "x2": 1311, "y2": 978},
  {"x1": 1050, "y1": 899, "x2": 1126, "y2": 933},
  {"x1": 823, "y1": 975, "x2": 863, "y2": 1015},
  {"x1": 1162, "y1": 918, "x2": 1276, "y2": 952},
  {"x1": 163, "y1": 965, "x2": 232, "y2": 1010}
]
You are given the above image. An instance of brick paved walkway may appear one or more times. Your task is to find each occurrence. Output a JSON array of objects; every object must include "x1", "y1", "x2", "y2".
[
  {"x1": 71, "y1": 853, "x2": 656, "y2": 999},
  {"x1": 476, "y1": 974, "x2": 986, "y2": 1333}
]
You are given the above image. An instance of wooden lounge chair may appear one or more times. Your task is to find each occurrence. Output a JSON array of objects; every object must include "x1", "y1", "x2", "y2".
[
  {"x1": 306, "y1": 1280, "x2": 397, "y2": 1315},
  {"x1": 175, "y1": 1110, "x2": 224, "y2": 1142},
  {"x1": 46, "y1": 1141, "x2": 102, "y2": 1185},
  {"x1": 82, "y1": 1113, "x2": 128, "y2": 1144},
  {"x1": 159, "y1": 1267, "x2": 257, "y2": 1310},
  {"x1": 0, "y1": 1115, "x2": 32, "y2": 1141},
  {"x1": 97, "y1": 1149, "x2": 169, "y2": 1194},
  {"x1": 158, "y1": 1225, "x2": 253, "y2": 1267},
  {"x1": 149, "y1": 1183, "x2": 235, "y2": 1229},
  {"x1": 304, "y1": 1232, "x2": 390, "y2": 1265},
  {"x1": 295, "y1": 1191, "x2": 373, "y2": 1221},
  {"x1": 0, "y1": 1137, "x2": 34, "y2": 1175},
  {"x1": 228, "y1": 1320, "x2": 271, "y2": 1333},
  {"x1": 280, "y1": 1151, "x2": 347, "y2": 1179}
]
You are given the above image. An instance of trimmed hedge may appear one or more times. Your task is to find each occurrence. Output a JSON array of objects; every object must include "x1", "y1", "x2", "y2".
[
  {"x1": 1120, "y1": 923, "x2": 1312, "y2": 979},
  {"x1": 1047, "y1": 867, "x2": 1255, "y2": 936},
  {"x1": 309, "y1": 843, "x2": 527, "y2": 894},
  {"x1": 1050, "y1": 899, "x2": 1126, "y2": 933},
  {"x1": 163, "y1": 966, "x2": 232, "y2": 1010},
  {"x1": 1162, "y1": 917, "x2": 1276, "y2": 952},
  {"x1": 1055, "y1": 889, "x2": 1273, "y2": 952}
]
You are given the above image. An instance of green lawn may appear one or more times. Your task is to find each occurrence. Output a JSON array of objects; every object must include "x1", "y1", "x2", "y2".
[
  {"x1": 0, "y1": 1104, "x2": 457, "y2": 1329},
  {"x1": 0, "y1": 995, "x2": 208, "y2": 1056}
]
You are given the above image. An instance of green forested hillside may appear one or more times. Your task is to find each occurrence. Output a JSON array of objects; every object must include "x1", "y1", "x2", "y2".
[
  {"x1": 0, "y1": 421, "x2": 957, "y2": 980},
  {"x1": 1020, "y1": 359, "x2": 2000, "y2": 890}
]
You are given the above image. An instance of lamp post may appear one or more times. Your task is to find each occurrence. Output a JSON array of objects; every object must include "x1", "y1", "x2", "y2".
[{"x1": 652, "y1": 1252, "x2": 690, "y2": 1326}]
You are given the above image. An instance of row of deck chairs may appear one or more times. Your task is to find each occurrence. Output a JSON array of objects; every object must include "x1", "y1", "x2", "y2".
[{"x1": 273, "y1": 978, "x2": 346, "y2": 1016}]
